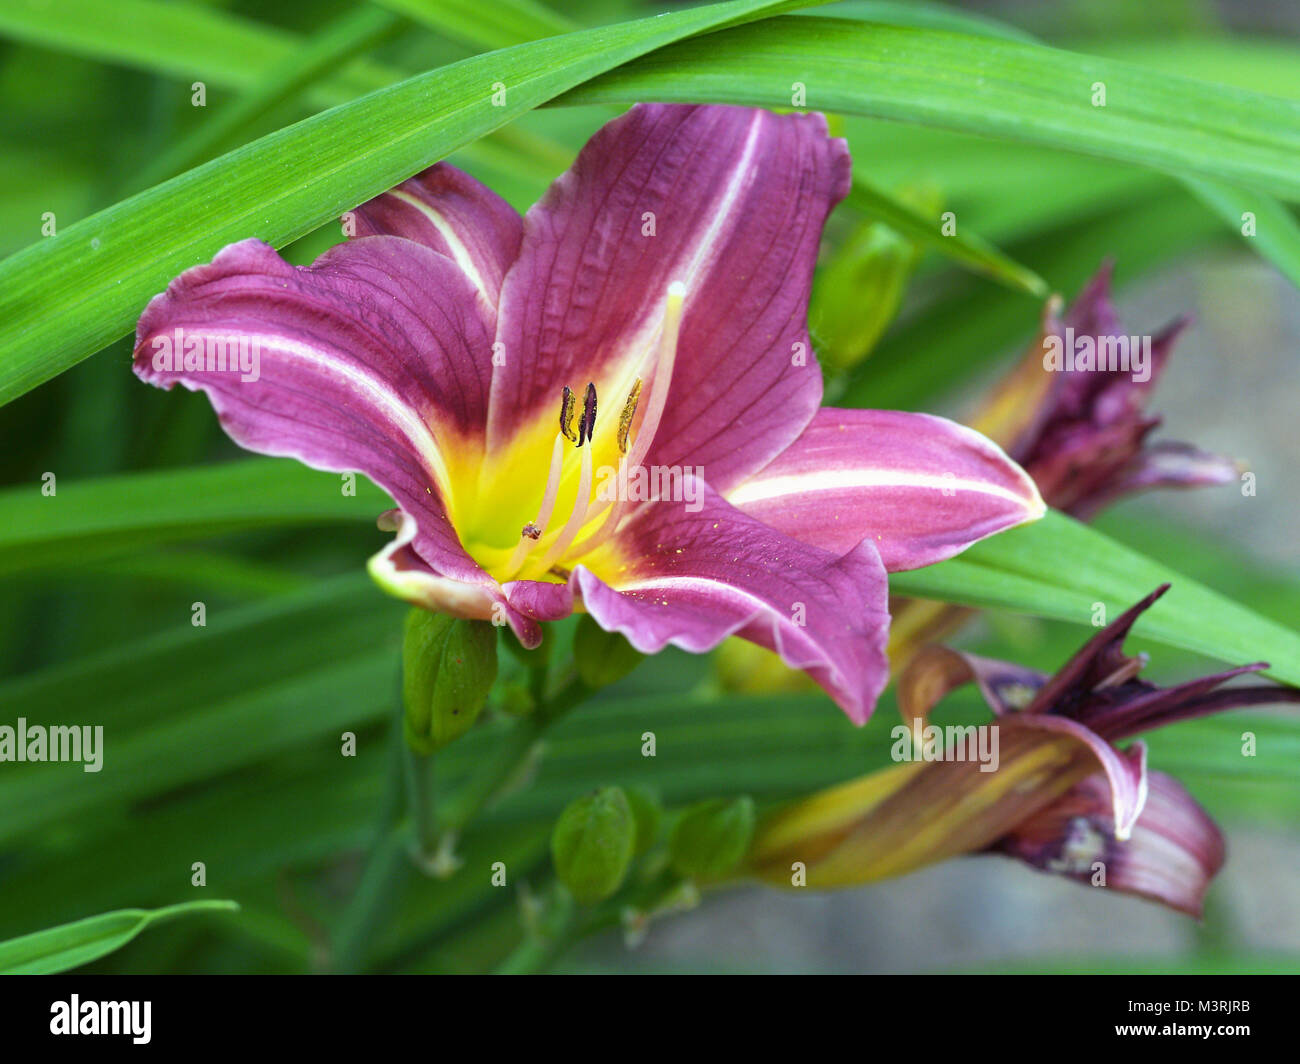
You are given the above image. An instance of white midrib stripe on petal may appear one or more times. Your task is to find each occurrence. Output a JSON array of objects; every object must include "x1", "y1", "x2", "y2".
[
  {"x1": 726, "y1": 469, "x2": 1042, "y2": 511},
  {"x1": 186, "y1": 328, "x2": 452, "y2": 493},
  {"x1": 580, "y1": 112, "x2": 766, "y2": 461},
  {"x1": 613, "y1": 573, "x2": 773, "y2": 602},
  {"x1": 387, "y1": 189, "x2": 491, "y2": 302},
  {"x1": 675, "y1": 109, "x2": 764, "y2": 290}
]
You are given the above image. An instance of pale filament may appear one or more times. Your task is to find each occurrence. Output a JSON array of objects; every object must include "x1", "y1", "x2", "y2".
[
  {"x1": 526, "y1": 442, "x2": 593, "y2": 578},
  {"x1": 569, "y1": 281, "x2": 686, "y2": 557},
  {"x1": 501, "y1": 432, "x2": 566, "y2": 579}
]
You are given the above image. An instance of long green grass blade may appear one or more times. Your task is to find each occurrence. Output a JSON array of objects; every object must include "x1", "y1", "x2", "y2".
[
  {"x1": 891, "y1": 511, "x2": 1300, "y2": 687},
  {"x1": 561, "y1": 17, "x2": 1300, "y2": 199},
  {"x1": 0, "y1": 900, "x2": 238, "y2": 974}
]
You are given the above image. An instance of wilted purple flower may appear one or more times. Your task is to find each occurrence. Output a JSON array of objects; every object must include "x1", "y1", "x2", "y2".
[
  {"x1": 978, "y1": 262, "x2": 1239, "y2": 519},
  {"x1": 750, "y1": 587, "x2": 1296, "y2": 915},
  {"x1": 132, "y1": 104, "x2": 1044, "y2": 723}
]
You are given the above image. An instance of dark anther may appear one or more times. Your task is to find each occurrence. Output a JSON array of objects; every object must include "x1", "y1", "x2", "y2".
[
  {"x1": 559, "y1": 385, "x2": 577, "y2": 442},
  {"x1": 578, "y1": 381, "x2": 598, "y2": 447},
  {"x1": 617, "y1": 378, "x2": 642, "y2": 455},
  {"x1": 522, "y1": 522, "x2": 542, "y2": 540}
]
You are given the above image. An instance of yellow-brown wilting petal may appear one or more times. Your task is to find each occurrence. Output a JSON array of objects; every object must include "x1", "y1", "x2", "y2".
[{"x1": 746, "y1": 727, "x2": 1098, "y2": 888}]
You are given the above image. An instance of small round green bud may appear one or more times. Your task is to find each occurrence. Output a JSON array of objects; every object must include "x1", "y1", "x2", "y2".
[
  {"x1": 624, "y1": 786, "x2": 664, "y2": 857},
  {"x1": 668, "y1": 796, "x2": 756, "y2": 882},
  {"x1": 402, "y1": 610, "x2": 497, "y2": 754},
  {"x1": 572, "y1": 616, "x2": 644, "y2": 689},
  {"x1": 551, "y1": 786, "x2": 636, "y2": 905}
]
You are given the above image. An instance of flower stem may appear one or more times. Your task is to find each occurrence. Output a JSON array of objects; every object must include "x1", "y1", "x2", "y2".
[
  {"x1": 404, "y1": 744, "x2": 439, "y2": 865},
  {"x1": 437, "y1": 676, "x2": 590, "y2": 836},
  {"x1": 333, "y1": 665, "x2": 592, "y2": 971}
]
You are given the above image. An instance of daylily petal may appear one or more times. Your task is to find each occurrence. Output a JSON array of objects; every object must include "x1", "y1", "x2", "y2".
[
  {"x1": 350, "y1": 162, "x2": 523, "y2": 313},
  {"x1": 1077, "y1": 441, "x2": 1240, "y2": 518},
  {"x1": 510, "y1": 478, "x2": 890, "y2": 723},
  {"x1": 898, "y1": 644, "x2": 1047, "y2": 724},
  {"x1": 725, "y1": 408, "x2": 1045, "y2": 570},
  {"x1": 487, "y1": 103, "x2": 851, "y2": 492},
  {"x1": 994, "y1": 770, "x2": 1226, "y2": 917},
  {"x1": 1014, "y1": 717, "x2": 1149, "y2": 839},
  {"x1": 899, "y1": 642, "x2": 1150, "y2": 838},
  {"x1": 747, "y1": 727, "x2": 1100, "y2": 888},
  {"x1": 132, "y1": 235, "x2": 508, "y2": 621}
]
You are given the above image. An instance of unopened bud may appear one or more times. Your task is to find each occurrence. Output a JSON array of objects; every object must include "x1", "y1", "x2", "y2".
[
  {"x1": 668, "y1": 796, "x2": 756, "y2": 882},
  {"x1": 551, "y1": 786, "x2": 636, "y2": 905},
  {"x1": 624, "y1": 785, "x2": 664, "y2": 856},
  {"x1": 402, "y1": 609, "x2": 497, "y2": 754},
  {"x1": 810, "y1": 184, "x2": 937, "y2": 373}
]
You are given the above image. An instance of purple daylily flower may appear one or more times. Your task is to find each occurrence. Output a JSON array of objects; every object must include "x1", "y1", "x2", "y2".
[{"x1": 132, "y1": 104, "x2": 1045, "y2": 723}]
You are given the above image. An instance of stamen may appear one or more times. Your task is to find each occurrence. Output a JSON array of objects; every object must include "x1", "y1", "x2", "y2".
[
  {"x1": 1095, "y1": 653, "x2": 1149, "y2": 690},
  {"x1": 617, "y1": 379, "x2": 642, "y2": 456},
  {"x1": 502, "y1": 433, "x2": 565, "y2": 579},
  {"x1": 578, "y1": 381, "x2": 597, "y2": 447},
  {"x1": 566, "y1": 282, "x2": 686, "y2": 559},
  {"x1": 529, "y1": 442, "x2": 594, "y2": 577},
  {"x1": 559, "y1": 385, "x2": 578, "y2": 443}
]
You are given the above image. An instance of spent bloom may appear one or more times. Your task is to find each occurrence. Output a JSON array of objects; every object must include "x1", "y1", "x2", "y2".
[
  {"x1": 133, "y1": 104, "x2": 1044, "y2": 723},
  {"x1": 749, "y1": 586, "x2": 1299, "y2": 915},
  {"x1": 886, "y1": 262, "x2": 1241, "y2": 669},
  {"x1": 972, "y1": 262, "x2": 1239, "y2": 519}
]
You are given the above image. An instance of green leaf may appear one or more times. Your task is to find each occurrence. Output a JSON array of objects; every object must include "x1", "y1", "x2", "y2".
[
  {"x1": 132, "y1": 5, "x2": 403, "y2": 190},
  {"x1": 846, "y1": 175, "x2": 1047, "y2": 296},
  {"x1": 0, "y1": 900, "x2": 238, "y2": 974},
  {"x1": 890, "y1": 510, "x2": 1300, "y2": 687},
  {"x1": 561, "y1": 17, "x2": 1300, "y2": 199},
  {"x1": 376, "y1": 0, "x2": 576, "y2": 50},
  {"x1": 0, "y1": 460, "x2": 388, "y2": 577},
  {"x1": 0, "y1": 574, "x2": 401, "y2": 844},
  {"x1": 0, "y1": 0, "x2": 395, "y2": 103},
  {"x1": 1183, "y1": 177, "x2": 1300, "y2": 289},
  {"x1": 0, "y1": 0, "x2": 812, "y2": 406}
]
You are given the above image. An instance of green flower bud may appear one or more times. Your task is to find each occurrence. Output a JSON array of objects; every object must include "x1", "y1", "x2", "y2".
[
  {"x1": 668, "y1": 796, "x2": 756, "y2": 882},
  {"x1": 624, "y1": 786, "x2": 664, "y2": 857},
  {"x1": 810, "y1": 184, "x2": 938, "y2": 373},
  {"x1": 402, "y1": 609, "x2": 497, "y2": 754},
  {"x1": 551, "y1": 786, "x2": 636, "y2": 905},
  {"x1": 572, "y1": 615, "x2": 644, "y2": 689}
]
